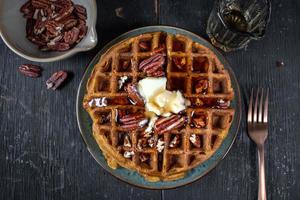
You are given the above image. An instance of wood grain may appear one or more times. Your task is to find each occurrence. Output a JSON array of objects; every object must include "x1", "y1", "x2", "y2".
[
  {"x1": 160, "y1": 0, "x2": 300, "y2": 200},
  {"x1": 0, "y1": 0, "x2": 299, "y2": 199}
]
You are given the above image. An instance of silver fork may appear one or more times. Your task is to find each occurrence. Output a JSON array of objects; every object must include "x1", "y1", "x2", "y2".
[{"x1": 247, "y1": 88, "x2": 269, "y2": 200}]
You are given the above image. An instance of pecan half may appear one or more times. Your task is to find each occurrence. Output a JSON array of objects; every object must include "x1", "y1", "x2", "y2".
[
  {"x1": 125, "y1": 83, "x2": 144, "y2": 106},
  {"x1": 139, "y1": 54, "x2": 165, "y2": 77},
  {"x1": 195, "y1": 79, "x2": 208, "y2": 94},
  {"x1": 62, "y1": 18, "x2": 78, "y2": 30},
  {"x1": 18, "y1": 64, "x2": 42, "y2": 78},
  {"x1": 154, "y1": 115, "x2": 186, "y2": 134},
  {"x1": 64, "y1": 27, "x2": 80, "y2": 45},
  {"x1": 189, "y1": 134, "x2": 201, "y2": 148},
  {"x1": 74, "y1": 4, "x2": 87, "y2": 20},
  {"x1": 54, "y1": 5, "x2": 74, "y2": 21},
  {"x1": 119, "y1": 113, "x2": 148, "y2": 130},
  {"x1": 46, "y1": 71, "x2": 68, "y2": 90},
  {"x1": 45, "y1": 21, "x2": 64, "y2": 36},
  {"x1": 192, "y1": 115, "x2": 207, "y2": 128},
  {"x1": 34, "y1": 20, "x2": 46, "y2": 35},
  {"x1": 20, "y1": 1, "x2": 34, "y2": 18},
  {"x1": 32, "y1": 0, "x2": 49, "y2": 9},
  {"x1": 173, "y1": 57, "x2": 186, "y2": 70}
]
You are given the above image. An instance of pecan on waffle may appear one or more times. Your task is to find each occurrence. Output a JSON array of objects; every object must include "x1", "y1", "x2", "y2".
[{"x1": 83, "y1": 32, "x2": 235, "y2": 182}]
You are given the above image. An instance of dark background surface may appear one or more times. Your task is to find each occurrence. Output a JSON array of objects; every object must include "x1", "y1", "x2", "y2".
[{"x1": 0, "y1": 0, "x2": 299, "y2": 199}]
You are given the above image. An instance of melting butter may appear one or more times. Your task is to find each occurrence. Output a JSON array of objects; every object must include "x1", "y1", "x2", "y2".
[{"x1": 138, "y1": 77, "x2": 188, "y2": 117}]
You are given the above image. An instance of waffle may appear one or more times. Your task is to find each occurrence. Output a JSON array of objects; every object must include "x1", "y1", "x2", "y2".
[{"x1": 83, "y1": 32, "x2": 235, "y2": 182}]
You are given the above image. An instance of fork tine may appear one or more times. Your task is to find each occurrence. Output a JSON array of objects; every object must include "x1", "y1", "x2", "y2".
[
  {"x1": 253, "y1": 88, "x2": 259, "y2": 123},
  {"x1": 258, "y1": 88, "x2": 264, "y2": 122},
  {"x1": 247, "y1": 88, "x2": 253, "y2": 122},
  {"x1": 263, "y1": 88, "x2": 269, "y2": 123}
]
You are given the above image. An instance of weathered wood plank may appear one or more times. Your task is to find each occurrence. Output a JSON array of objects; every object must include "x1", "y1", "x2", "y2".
[
  {"x1": 159, "y1": 0, "x2": 300, "y2": 199},
  {"x1": 0, "y1": 0, "x2": 299, "y2": 199},
  {"x1": 0, "y1": 1, "x2": 161, "y2": 200}
]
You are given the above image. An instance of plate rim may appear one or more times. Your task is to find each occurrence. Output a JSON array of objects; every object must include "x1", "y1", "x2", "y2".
[{"x1": 76, "y1": 25, "x2": 242, "y2": 190}]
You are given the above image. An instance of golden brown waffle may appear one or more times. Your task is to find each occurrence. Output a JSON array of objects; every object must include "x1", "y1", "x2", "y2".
[{"x1": 83, "y1": 32, "x2": 235, "y2": 182}]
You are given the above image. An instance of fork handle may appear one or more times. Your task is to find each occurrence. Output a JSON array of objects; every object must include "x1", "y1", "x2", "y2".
[{"x1": 258, "y1": 146, "x2": 267, "y2": 200}]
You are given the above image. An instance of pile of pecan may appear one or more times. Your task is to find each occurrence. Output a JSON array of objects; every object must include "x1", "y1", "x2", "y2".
[{"x1": 20, "y1": 0, "x2": 88, "y2": 51}]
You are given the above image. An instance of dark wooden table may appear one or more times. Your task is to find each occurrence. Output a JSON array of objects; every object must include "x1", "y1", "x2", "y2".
[{"x1": 1, "y1": 0, "x2": 299, "y2": 199}]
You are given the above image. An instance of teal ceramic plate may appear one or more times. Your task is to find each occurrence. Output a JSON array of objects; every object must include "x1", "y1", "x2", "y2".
[{"x1": 76, "y1": 26, "x2": 241, "y2": 189}]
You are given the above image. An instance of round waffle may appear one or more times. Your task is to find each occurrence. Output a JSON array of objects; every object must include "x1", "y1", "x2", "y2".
[{"x1": 83, "y1": 32, "x2": 235, "y2": 182}]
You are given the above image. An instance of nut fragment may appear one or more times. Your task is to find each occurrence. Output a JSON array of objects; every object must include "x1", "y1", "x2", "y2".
[
  {"x1": 125, "y1": 83, "x2": 144, "y2": 106},
  {"x1": 154, "y1": 115, "x2": 186, "y2": 134},
  {"x1": 46, "y1": 70, "x2": 68, "y2": 90},
  {"x1": 169, "y1": 135, "x2": 180, "y2": 148},
  {"x1": 121, "y1": 60, "x2": 130, "y2": 71},
  {"x1": 99, "y1": 113, "x2": 110, "y2": 124},
  {"x1": 137, "y1": 138, "x2": 147, "y2": 150},
  {"x1": 123, "y1": 151, "x2": 135, "y2": 158},
  {"x1": 189, "y1": 134, "x2": 201, "y2": 148},
  {"x1": 118, "y1": 76, "x2": 128, "y2": 90},
  {"x1": 192, "y1": 115, "x2": 207, "y2": 128},
  {"x1": 148, "y1": 136, "x2": 157, "y2": 148},
  {"x1": 195, "y1": 79, "x2": 208, "y2": 94},
  {"x1": 123, "y1": 135, "x2": 132, "y2": 147},
  {"x1": 18, "y1": 64, "x2": 42, "y2": 78},
  {"x1": 88, "y1": 97, "x2": 107, "y2": 108},
  {"x1": 172, "y1": 57, "x2": 186, "y2": 70},
  {"x1": 156, "y1": 138, "x2": 165, "y2": 153}
]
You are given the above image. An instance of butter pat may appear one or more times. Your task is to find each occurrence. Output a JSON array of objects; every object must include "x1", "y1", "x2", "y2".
[
  {"x1": 138, "y1": 77, "x2": 188, "y2": 116},
  {"x1": 138, "y1": 77, "x2": 166, "y2": 101}
]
